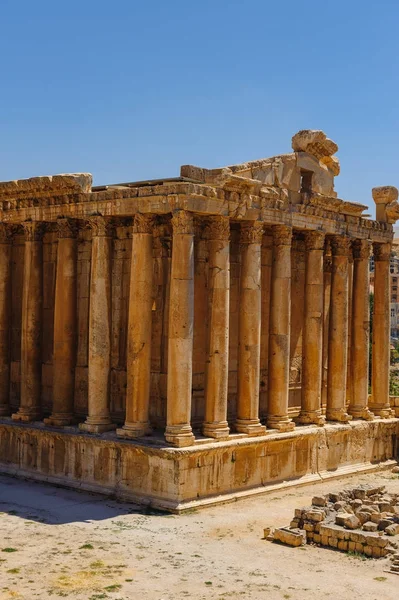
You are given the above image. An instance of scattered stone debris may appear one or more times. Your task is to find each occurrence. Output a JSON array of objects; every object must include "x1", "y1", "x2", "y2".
[{"x1": 265, "y1": 484, "x2": 399, "y2": 559}]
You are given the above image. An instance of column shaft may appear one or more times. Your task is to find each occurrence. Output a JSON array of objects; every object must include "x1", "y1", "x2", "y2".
[
  {"x1": 321, "y1": 243, "x2": 332, "y2": 410},
  {"x1": 45, "y1": 219, "x2": 77, "y2": 426},
  {"x1": 370, "y1": 242, "x2": 393, "y2": 417},
  {"x1": 267, "y1": 225, "x2": 295, "y2": 431},
  {"x1": 165, "y1": 211, "x2": 195, "y2": 447},
  {"x1": 79, "y1": 218, "x2": 116, "y2": 433},
  {"x1": 298, "y1": 231, "x2": 325, "y2": 425},
  {"x1": 12, "y1": 222, "x2": 44, "y2": 422},
  {"x1": 203, "y1": 217, "x2": 230, "y2": 439},
  {"x1": 235, "y1": 221, "x2": 266, "y2": 435},
  {"x1": 117, "y1": 214, "x2": 155, "y2": 438},
  {"x1": 349, "y1": 239, "x2": 374, "y2": 419},
  {"x1": 326, "y1": 236, "x2": 352, "y2": 422},
  {"x1": 0, "y1": 225, "x2": 11, "y2": 416}
]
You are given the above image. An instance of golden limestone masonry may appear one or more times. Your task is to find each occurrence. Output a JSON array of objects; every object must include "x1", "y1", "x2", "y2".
[{"x1": 0, "y1": 130, "x2": 398, "y2": 511}]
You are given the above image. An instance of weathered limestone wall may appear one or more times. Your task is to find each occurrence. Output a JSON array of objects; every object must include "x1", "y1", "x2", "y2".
[{"x1": 0, "y1": 420, "x2": 397, "y2": 511}]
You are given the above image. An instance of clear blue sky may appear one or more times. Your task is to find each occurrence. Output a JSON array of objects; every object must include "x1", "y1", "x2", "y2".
[{"x1": 0, "y1": 0, "x2": 398, "y2": 214}]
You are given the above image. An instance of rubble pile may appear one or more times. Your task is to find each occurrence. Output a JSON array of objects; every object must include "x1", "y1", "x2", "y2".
[{"x1": 267, "y1": 485, "x2": 399, "y2": 559}]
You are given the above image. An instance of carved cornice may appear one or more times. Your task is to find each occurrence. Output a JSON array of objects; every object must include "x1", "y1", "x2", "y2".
[
  {"x1": 87, "y1": 216, "x2": 114, "y2": 237},
  {"x1": 271, "y1": 224, "x2": 292, "y2": 246},
  {"x1": 171, "y1": 210, "x2": 194, "y2": 235},
  {"x1": 352, "y1": 239, "x2": 372, "y2": 260},
  {"x1": 207, "y1": 216, "x2": 230, "y2": 241},
  {"x1": 373, "y1": 241, "x2": 391, "y2": 261},
  {"x1": 22, "y1": 221, "x2": 46, "y2": 241},
  {"x1": 304, "y1": 230, "x2": 325, "y2": 251},
  {"x1": 133, "y1": 213, "x2": 156, "y2": 234},
  {"x1": 240, "y1": 221, "x2": 264, "y2": 244},
  {"x1": 56, "y1": 217, "x2": 78, "y2": 239},
  {"x1": 329, "y1": 235, "x2": 351, "y2": 257}
]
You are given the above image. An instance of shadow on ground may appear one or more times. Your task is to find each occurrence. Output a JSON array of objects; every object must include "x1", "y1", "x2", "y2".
[{"x1": 0, "y1": 474, "x2": 165, "y2": 525}]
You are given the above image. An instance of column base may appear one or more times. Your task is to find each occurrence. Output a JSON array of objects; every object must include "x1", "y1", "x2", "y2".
[
  {"x1": 326, "y1": 409, "x2": 352, "y2": 423},
  {"x1": 235, "y1": 419, "x2": 266, "y2": 436},
  {"x1": 116, "y1": 422, "x2": 152, "y2": 439},
  {"x1": 165, "y1": 424, "x2": 195, "y2": 447},
  {"x1": 266, "y1": 416, "x2": 295, "y2": 432},
  {"x1": 202, "y1": 421, "x2": 230, "y2": 440},
  {"x1": 297, "y1": 411, "x2": 325, "y2": 426},
  {"x1": 348, "y1": 407, "x2": 375, "y2": 421},
  {"x1": 11, "y1": 409, "x2": 41, "y2": 422},
  {"x1": 367, "y1": 406, "x2": 394, "y2": 419},
  {"x1": 0, "y1": 404, "x2": 10, "y2": 417},
  {"x1": 79, "y1": 419, "x2": 117, "y2": 434},
  {"x1": 44, "y1": 413, "x2": 76, "y2": 427}
]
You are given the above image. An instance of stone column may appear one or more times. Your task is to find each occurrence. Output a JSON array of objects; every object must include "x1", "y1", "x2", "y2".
[
  {"x1": 326, "y1": 236, "x2": 352, "y2": 422},
  {"x1": 349, "y1": 239, "x2": 374, "y2": 420},
  {"x1": 165, "y1": 210, "x2": 195, "y2": 447},
  {"x1": 298, "y1": 231, "x2": 325, "y2": 425},
  {"x1": 370, "y1": 242, "x2": 393, "y2": 417},
  {"x1": 267, "y1": 225, "x2": 295, "y2": 431},
  {"x1": 235, "y1": 221, "x2": 266, "y2": 436},
  {"x1": 12, "y1": 222, "x2": 44, "y2": 422},
  {"x1": 45, "y1": 219, "x2": 77, "y2": 426},
  {"x1": 79, "y1": 217, "x2": 116, "y2": 433},
  {"x1": 321, "y1": 241, "x2": 332, "y2": 410},
  {"x1": 0, "y1": 225, "x2": 12, "y2": 416},
  {"x1": 117, "y1": 214, "x2": 155, "y2": 438},
  {"x1": 203, "y1": 216, "x2": 230, "y2": 440}
]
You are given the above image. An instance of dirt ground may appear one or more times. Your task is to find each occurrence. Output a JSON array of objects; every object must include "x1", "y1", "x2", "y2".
[{"x1": 0, "y1": 470, "x2": 399, "y2": 600}]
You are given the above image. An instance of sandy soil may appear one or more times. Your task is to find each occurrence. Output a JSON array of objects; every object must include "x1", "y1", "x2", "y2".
[{"x1": 0, "y1": 470, "x2": 398, "y2": 600}]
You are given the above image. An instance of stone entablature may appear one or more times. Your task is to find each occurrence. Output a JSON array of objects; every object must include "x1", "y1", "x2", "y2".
[{"x1": 0, "y1": 129, "x2": 398, "y2": 509}]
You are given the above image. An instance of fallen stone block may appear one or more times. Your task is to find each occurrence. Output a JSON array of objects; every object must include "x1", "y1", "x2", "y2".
[
  {"x1": 363, "y1": 521, "x2": 378, "y2": 532},
  {"x1": 336, "y1": 513, "x2": 361, "y2": 530},
  {"x1": 312, "y1": 496, "x2": 327, "y2": 507},
  {"x1": 273, "y1": 527, "x2": 306, "y2": 547},
  {"x1": 385, "y1": 524, "x2": 399, "y2": 536}
]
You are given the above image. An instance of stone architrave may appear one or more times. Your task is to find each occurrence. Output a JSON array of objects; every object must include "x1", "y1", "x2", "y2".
[
  {"x1": 298, "y1": 230, "x2": 325, "y2": 425},
  {"x1": 267, "y1": 225, "x2": 295, "y2": 431},
  {"x1": 79, "y1": 217, "x2": 116, "y2": 433},
  {"x1": 235, "y1": 221, "x2": 266, "y2": 436},
  {"x1": 203, "y1": 216, "x2": 230, "y2": 440},
  {"x1": 117, "y1": 214, "x2": 155, "y2": 439},
  {"x1": 45, "y1": 219, "x2": 78, "y2": 426},
  {"x1": 326, "y1": 236, "x2": 352, "y2": 422},
  {"x1": 349, "y1": 240, "x2": 374, "y2": 420},
  {"x1": 12, "y1": 222, "x2": 45, "y2": 422},
  {"x1": 0, "y1": 224, "x2": 12, "y2": 416},
  {"x1": 370, "y1": 242, "x2": 393, "y2": 417},
  {"x1": 165, "y1": 211, "x2": 195, "y2": 447}
]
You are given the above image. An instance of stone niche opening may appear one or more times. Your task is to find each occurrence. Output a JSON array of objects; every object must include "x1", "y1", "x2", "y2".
[{"x1": 300, "y1": 169, "x2": 313, "y2": 194}]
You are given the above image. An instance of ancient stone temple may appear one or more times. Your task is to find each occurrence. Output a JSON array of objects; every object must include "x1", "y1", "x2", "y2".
[{"x1": 0, "y1": 130, "x2": 398, "y2": 511}]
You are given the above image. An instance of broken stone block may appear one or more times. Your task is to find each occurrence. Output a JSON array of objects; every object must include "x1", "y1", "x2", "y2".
[
  {"x1": 353, "y1": 488, "x2": 367, "y2": 500},
  {"x1": 312, "y1": 496, "x2": 327, "y2": 507},
  {"x1": 304, "y1": 509, "x2": 325, "y2": 522},
  {"x1": 392, "y1": 466, "x2": 399, "y2": 474},
  {"x1": 370, "y1": 513, "x2": 382, "y2": 524},
  {"x1": 273, "y1": 527, "x2": 306, "y2": 547},
  {"x1": 363, "y1": 521, "x2": 378, "y2": 532},
  {"x1": 378, "y1": 518, "x2": 395, "y2": 531},
  {"x1": 385, "y1": 524, "x2": 399, "y2": 536},
  {"x1": 336, "y1": 513, "x2": 361, "y2": 530}
]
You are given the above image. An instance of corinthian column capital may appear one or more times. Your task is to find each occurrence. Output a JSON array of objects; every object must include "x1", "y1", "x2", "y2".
[
  {"x1": 207, "y1": 216, "x2": 230, "y2": 241},
  {"x1": 22, "y1": 221, "x2": 46, "y2": 241},
  {"x1": 373, "y1": 242, "x2": 391, "y2": 261},
  {"x1": 240, "y1": 221, "x2": 264, "y2": 244},
  {"x1": 87, "y1": 216, "x2": 114, "y2": 237},
  {"x1": 0, "y1": 223, "x2": 13, "y2": 243},
  {"x1": 330, "y1": 235, "x2": 351, "y2": 257},
  {"x1": 171, "y1": 210, "x2": 194, "y2": 235},
  {"x1": 271, "y1": 224, "x2": 292, "y2": 246},
  {"x1": 304, "y1": 230, "x2": 325, "y2": 251},
  {"x1": 352, "y1": 239, "x2": 372, "y2": 260},
  {"x1": 56, "y1": 218, "x2": 78, "y2": 239},
  {"x1": 133, "y1": 213, "x2": 156, "y2": 234}
]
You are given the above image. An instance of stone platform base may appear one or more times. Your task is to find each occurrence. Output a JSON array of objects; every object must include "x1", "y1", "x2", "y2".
[{"x1": 0, "y1": 419, "x2": 398, "y2": 513}]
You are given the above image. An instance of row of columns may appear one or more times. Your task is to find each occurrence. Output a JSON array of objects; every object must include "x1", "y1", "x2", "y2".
[{"x1": 0, "y1": 214, "x2": 393, "y2": 446}]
